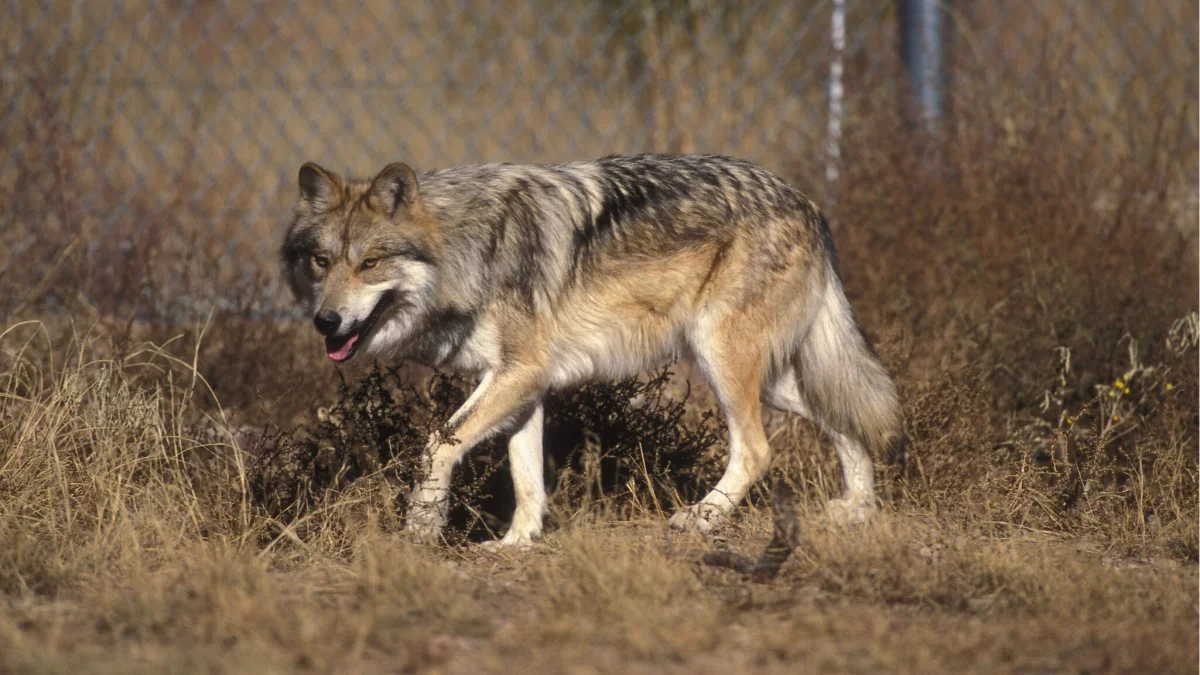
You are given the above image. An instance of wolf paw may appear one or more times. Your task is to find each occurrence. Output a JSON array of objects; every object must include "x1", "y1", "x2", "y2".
[
  {"x1": 825, "y1": 497, "x2": 877, "y2": 526},
  {"x1": 404, "y1": 506, "x2": 446, "y2": 544},
  {"x1": 478, "y1": 535, "x2": 539, "y2": 553},
  {"x1": 477, "y1": 522, "x2": 542, "y2": 551},
  {"x1": 668, "y1": 503, "x2": 726, "y2": 533}
]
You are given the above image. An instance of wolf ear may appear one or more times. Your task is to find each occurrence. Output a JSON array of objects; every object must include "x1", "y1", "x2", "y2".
[
  {"x1": 298, "y1": 162, "x2": 341, "y2": 211},
  {"x1": 368, "y1": 162, "x2": 422, "y2": 219}
]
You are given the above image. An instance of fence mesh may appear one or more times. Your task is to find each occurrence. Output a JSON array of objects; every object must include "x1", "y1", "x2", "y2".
[{"x1": 2, "y1": 0, "x2": 1196, "y2": 316}]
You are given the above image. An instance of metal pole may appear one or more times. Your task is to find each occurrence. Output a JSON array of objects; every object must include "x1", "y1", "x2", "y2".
[
  {"x1": 899, "y1": 0, "x2": 947, "y2": 128},
  {"x1": 826, "y1": 0, "x2": 846, "y2": 213}
]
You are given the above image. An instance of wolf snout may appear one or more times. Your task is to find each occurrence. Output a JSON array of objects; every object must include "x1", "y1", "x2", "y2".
[{"x1": 313, "y1": 310, "x2": 342, "y2": 336}]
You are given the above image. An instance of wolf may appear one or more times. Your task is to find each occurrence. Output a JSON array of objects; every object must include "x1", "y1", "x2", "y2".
[{"x1": 280, "y1": 154, "x2": 902, "y2": 546}]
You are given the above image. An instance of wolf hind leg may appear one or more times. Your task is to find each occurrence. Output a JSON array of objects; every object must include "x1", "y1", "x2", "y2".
[
  {"x1": 762, "y1": 366, "x2": 876, "y2": 524},
  {"x1": 763, "y1": 276, "x2": 902, "y2": 524},
  {"x1": 669, "y1": 317, "x2": 772, "y2": 533}
]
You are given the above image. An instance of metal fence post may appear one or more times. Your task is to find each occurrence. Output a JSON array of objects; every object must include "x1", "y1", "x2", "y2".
[
  {"x1": 826, "y1": 0, "x2": 846, "y2": 219},
  {"x1": 899, "y1": 0, "x2": 948, "y2": 129}
]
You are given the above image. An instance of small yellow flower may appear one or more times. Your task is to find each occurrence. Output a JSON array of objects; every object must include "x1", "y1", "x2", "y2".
[
  {"x1": 1113, "y1": 379, "x2": 1123, "y2": 388},
  {"x1": 1166, "y1": 383, "x2": 1174, "y2": 391},
  {"x1": 1123, "y1": 386, "x2": 1131, "y2": 395},
  {"x1": 1111, "y1": 414, "x2": 1119, "y2": 422},
  {"x1": 1066, "y1": 416, "x2": 1074, "y2": 424}
]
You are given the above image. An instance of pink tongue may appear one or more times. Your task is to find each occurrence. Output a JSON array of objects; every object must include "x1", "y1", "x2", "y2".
[{"x1": 327, "y1": 334, "x2": 359, "y2": 361}]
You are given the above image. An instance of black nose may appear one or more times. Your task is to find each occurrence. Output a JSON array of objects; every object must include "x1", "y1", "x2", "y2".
[{"x1": 313, "y1": 311, "x2": 341, "y2": 336}]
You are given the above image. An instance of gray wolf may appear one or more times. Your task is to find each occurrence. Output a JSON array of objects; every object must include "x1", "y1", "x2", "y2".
[{"x1": 280, "y1": 154, "x2": 902, "y2": 546}]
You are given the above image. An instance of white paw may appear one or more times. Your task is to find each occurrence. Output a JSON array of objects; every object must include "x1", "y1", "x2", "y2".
[
  {"x1": 404, "y1": 503, "x2": 447, "y2": 544},
  {"x1": 478, "y1": 524, "x2": 541, "y2": 551},
  {"x1": 478, "y1": 536, "x2": 536, "y2": 552},
  {"x1": 668, "y1": 503, "x2": 726, "y2": 533},
  {"x1": 825, "y1": 497, "x2": 877, "y2": 525}
]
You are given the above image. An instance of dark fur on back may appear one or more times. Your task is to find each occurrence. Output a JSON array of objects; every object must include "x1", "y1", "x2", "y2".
[{"x1": 416, "y1": 154, "x2": 834, "y2": 312}]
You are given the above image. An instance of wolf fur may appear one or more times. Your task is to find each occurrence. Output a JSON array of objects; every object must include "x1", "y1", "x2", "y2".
[{"x1": 280, "y1": 154, "x2": 902, "y2": 546}]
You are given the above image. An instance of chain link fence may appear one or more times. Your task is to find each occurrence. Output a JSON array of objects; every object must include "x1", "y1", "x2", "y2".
[{"x1": 2, "y1": 0, "x2": 1196, "y2": 317}]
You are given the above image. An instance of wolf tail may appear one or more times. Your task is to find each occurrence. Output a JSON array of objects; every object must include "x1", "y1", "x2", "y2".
[{"x1": 795, "y1": 268, "x2": 905, "y2": 465}]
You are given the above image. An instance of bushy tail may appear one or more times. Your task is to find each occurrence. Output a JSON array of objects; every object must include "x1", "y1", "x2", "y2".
[{"x1": 796, "y1": 272, "x2": 904, "y2": 463}]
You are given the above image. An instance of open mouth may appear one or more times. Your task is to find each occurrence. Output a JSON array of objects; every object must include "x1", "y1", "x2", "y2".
[{"x1": 324, "y1": 291, "x2": 396, "y2": 363}]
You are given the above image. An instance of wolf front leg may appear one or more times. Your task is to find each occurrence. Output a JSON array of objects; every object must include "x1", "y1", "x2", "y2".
[
  {"x1": 500, "y1": 402, "x2": 546, "y2": 546},
  {"x1": 405, "y1": 369, "x2": 546, "y2": 543},
  {"x1": 476, "y1": 402, "x2": 547, "y2": 550}
]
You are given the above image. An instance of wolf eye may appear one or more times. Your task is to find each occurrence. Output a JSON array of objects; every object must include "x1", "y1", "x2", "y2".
[
  {"x1": 361, "y1": 257, "x2": 380, "y2": 270},
  {"x1": 312, "y1": 255, "x2": 329, "y2": 269}
]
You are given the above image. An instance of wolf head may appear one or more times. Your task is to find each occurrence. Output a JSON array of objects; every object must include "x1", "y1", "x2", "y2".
[{"x1": 281, "y1": 162, "x2": 440, "y2": 363}]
